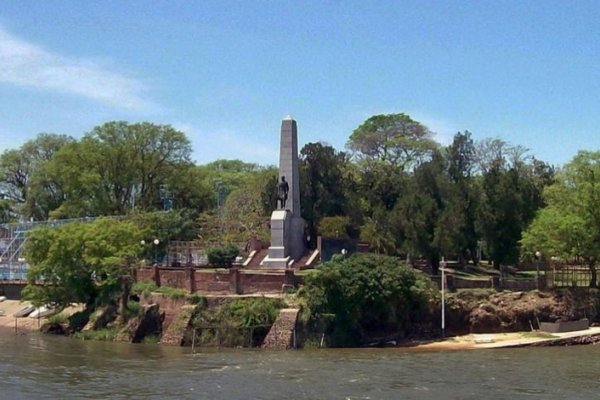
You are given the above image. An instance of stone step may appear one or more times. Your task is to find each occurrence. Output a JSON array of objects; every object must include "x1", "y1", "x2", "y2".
[
  {"x1": 160, "y1": 305, "x2": 196, "y2": 346},
  {"x1": 262, "y1": 308, "x2": 300, "y2": 350}
]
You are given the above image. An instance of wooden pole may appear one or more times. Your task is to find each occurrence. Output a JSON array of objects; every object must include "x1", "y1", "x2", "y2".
[{"x1": 191, "y1": 329, "x2": 196, "y2": 353}]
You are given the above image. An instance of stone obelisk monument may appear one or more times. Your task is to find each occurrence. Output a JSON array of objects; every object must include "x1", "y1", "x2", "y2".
[{"x1": 263, "y1": 116, "x2": 305, "y2": 268}]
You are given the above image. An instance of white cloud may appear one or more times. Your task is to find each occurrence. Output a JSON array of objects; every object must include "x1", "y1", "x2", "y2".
[{"x1": 0, "y1": 25, "x2": 155, "y2": 112}]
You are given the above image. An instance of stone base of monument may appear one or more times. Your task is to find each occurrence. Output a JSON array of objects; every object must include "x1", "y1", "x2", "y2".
[
  {"x1": 262, "y1": 209, "x2": 305, "y2": 269},
  {"x1": 261, "y1": 255, "x2": 292, "y2": 269}
]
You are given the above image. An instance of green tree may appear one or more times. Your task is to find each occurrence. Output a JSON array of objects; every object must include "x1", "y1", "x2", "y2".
[
  {"x1": 22, "y1": 218, "x2": 143, "y2": 310},
  {"x1": 0, "y1": 133, "x2": 74, "y2": 220},
  {"x1": 521, "y1": 151, "x2": 600, "y2": 287},
  {"x1": 441, "y1": 131, "x2": 480, "y2": 265},
  {"x1": 300, "y1": 253, "x2": 437, "y2": 346},
  {"x1": 474, "y1": 140, "x2": 552, "y2": 268},
  {"x1": 47, "y1": 121, "x2": 193, "y2": 217},
  {"x1": 394, "y1": 152, "x2": 449, "y2": 273},
  {"x1": 220, "y1": 167, "x2": 277, "y2": 242},
  {"x1": 347, "y1": 113, "x2": 437, "y2": 171},
  {"x1": 300, "y1": 142, "x2": 356, "y2": 241}
]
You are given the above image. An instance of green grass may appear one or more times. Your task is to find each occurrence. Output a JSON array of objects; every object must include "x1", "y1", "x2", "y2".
[
  {"x1": 522, "y1": 331, "x2": 558, "y2": 339},
  {"x1": 47, "y1": 313, "x2": 68, "y2": 324},
  {"x1": 132, "y1": 280, "x2": 188, "y2": 299},
  {"x1": 141, "y1": 334, "x2": 160, "y2": 344}
]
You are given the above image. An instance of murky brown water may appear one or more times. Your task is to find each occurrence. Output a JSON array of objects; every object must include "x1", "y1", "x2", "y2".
[{"x1": 1, "y1": 327, "x2": 599, "y2": 399}]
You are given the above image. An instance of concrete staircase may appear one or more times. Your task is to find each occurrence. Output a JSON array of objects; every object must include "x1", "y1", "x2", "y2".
[
  {"x1": 262, "y1": 308, "x2": 299, "y2": 350},
  {"x1": 160, "y1": 305, "x2": 196, "y2": 346},
  {"x1": 245, "y1": 249, "x2": 269, "y2": 269}
]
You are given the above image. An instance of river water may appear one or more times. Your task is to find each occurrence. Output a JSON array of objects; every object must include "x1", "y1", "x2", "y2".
[{"x1": 1, "y1": 328, "x2": 598, "y2": 400}]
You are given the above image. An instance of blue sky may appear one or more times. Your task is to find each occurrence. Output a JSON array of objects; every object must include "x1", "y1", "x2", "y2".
[{"x1": 1, "y1": 1, "x2": 600, "y2": 166}]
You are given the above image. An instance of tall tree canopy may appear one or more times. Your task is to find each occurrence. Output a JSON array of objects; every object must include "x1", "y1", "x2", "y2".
[
  {"x1": 47, "y1": 121, "x2": 193, "y2": 217},
  {"x1": 347, "y1": 113, "x2": 437, "y2": 170},
  {"x1": 0, "y1": 133, "x2": 74, "y2": 220},
  {"x1": 521, "y1": 151, "x2": 600, "y2": 287},
  {"x1": 299, "y1": 142, "x2": 356, "y2": 242}
]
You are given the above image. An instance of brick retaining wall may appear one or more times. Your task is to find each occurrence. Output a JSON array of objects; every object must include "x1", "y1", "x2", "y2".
[{"x1": 135, "y1": 267, "x2": 292, "y2": 295}]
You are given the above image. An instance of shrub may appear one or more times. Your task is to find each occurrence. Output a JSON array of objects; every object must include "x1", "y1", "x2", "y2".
[
  {"x1": 207, "y1": 244, "x2": 239, "y2": 268},
  {"x1": 188, "y1": 293, "x2": 206, "y2": 306},
  {"x1": 142, "y1": 334, "x2": 160, "y2": 344},
  {"x1": 190, "y1": 297, "x2": 284, "y2": 347},
  {"x1": 48, "y1": 313, "x2": 68, "y2": 325},
  {"x1": 126, "y1": 300, "x2": 142, "y2": 318},
  {"x1": 132, "y1": 280, "x2": 159, "y2": 297},
  {"x1": 318, "y1": 216, "x2": 354, "y2": 239},
  {"x1": 299, "y1": 253, "x2": 438, "y2": 346}
]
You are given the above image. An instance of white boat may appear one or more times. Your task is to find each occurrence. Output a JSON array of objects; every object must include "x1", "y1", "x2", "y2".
[
  {"x1": 29, "y1": 306, "x2": 57, "y2": 319},
  {"x1": 14, "y1": 305, "x2": 35, "y2": 318}
]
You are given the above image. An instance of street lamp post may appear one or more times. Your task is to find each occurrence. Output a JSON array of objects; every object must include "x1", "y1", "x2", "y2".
[
  {"x1": 535, "y1": 251, "x2": 541, "y2": 290},
  {"x1": 153, "y1": 238, "x2": 160, "y2": 265},
  {"x1": 441, "y1": 257, "x2": 447, "y2": 337}
]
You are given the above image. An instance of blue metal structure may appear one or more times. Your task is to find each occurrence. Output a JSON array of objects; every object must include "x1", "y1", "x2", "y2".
[{"x1": 0, "y1": 218, "x2": 99, "y2": 281}]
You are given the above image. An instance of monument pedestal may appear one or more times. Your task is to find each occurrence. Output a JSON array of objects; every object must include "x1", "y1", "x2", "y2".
[{"x1": 263, "y1": 210, "x2": 305, "y2": 269}]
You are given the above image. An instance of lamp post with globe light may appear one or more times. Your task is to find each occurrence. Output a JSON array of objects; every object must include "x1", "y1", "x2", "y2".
[
  {"x1": 535, "y1": 251, "x2": 541, "y2": 290},
  {"x1": 153, "y1": 238, "x2": 160, "y2": 265}
]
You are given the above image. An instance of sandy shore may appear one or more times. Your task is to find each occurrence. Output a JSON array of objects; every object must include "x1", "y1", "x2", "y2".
[
  {"x1": 0, "y1": 299, "x2": 82, "y2": 335},
  {"x1": 0, "y1": 300, "x2": 45, "y2": 333},
  {"x1": 413, "y1": 327, "x2": 600, "y2": 350}
]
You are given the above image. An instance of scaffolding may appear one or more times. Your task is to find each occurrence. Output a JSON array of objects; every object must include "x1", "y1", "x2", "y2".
[{"x1": 0, "y1": 217, "x2": 99, "y2": 281}]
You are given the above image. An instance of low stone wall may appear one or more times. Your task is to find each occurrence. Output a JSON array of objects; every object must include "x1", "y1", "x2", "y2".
[
  {"x1": 500, "y1": 277, "x2": 544, "y2": 291},
  {"x1": 540, "y1": 318, "x2": 589, "y2": 333},
  {"x1": 134, "y1": 267, "x2": 293, "y2": 295},
  {"x1": 449, "y1": 276, "x2": 493, "y2": 290},
  {"x1": 441, "y1": 275, "x2": 542, "y2": 291}
]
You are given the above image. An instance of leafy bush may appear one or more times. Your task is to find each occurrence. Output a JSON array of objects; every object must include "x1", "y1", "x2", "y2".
[
  {"x1": 132, "y1": 280, "x2": 159, "y2": 296},
  {"x1": 190, "y1": 297, "x2": 284, "y2": 347},
  {"x1": 126, "y1": 300, "x2": 142, "y2": 318},
  {"x1": 48, "y1": 313, "x2": 68, "y2": 325},
  {"x1": 222, "y1": 298, "x2": 284, "y2": 328},
  {"x1": 141, "y1": 334, "x2": 160, "y2": 344},
  {"x1": 299, "y1": 253, "x2": 438, "y2": 346},
  {"x1": 207, "y1": 244, "x2": 239, "y2": 268},
  {"x1": 188, "y1": 293, "x2": 207, "y2": 306},
  {"x1": 318, "y1": 216, "x2": 353, "y2": 239}
]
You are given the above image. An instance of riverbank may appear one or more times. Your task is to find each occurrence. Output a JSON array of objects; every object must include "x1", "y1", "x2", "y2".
[
  {"x1": 413, "y1": 326, "x2": 600, "y2": 350},
  {"x1": 3, "y1": 297, "x2": 600, "y2": 352}
]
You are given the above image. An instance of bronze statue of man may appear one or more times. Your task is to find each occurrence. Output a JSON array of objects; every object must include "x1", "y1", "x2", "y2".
[{"x1": 276, "y1": 176, "x2": 289, "y2": 209}]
